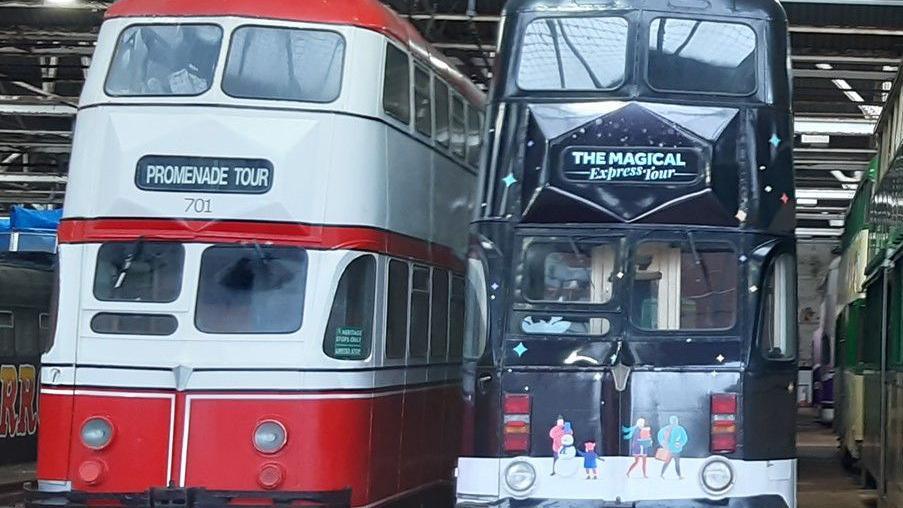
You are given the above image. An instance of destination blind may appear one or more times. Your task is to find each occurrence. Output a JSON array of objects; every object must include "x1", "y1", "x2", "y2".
[
  {"x1": 135, "y1": 155, "x2": 274, "y2": 194},
  {"x1": 561, "y1": 147, "x2": 701, "y2": 184}
]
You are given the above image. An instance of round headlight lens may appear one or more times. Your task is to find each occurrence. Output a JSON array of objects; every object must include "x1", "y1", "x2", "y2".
[
  {"x1": 80, "y1": 418, "x2": 113, "y2": 450},
  {"x1": 254, "y1": 421, "x2": 287, "y2": 454},
  {"x1": 504, "y1": 461, "x2": 536, "y2": 493},
  {"x1": 701, "y1": 459, "x2": 734, "y2": 494}
]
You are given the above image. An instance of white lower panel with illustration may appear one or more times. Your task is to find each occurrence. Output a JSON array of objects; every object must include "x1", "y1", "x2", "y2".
[{"x1": 456, "y1": 456, "x2": 796, "y2": 507}]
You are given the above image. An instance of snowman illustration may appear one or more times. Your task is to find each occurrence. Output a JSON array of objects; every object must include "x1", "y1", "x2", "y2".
[{"x1": 552, "y1": 422, "x2": 580, "y2": 477}]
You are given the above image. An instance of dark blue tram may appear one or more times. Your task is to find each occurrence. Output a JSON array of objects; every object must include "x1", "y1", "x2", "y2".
[
  {"x1": 455, "y1": 0, "x2": 797, "y2": 506},
  {"x1": 0, "y1": 208, "x2": 59, "y2": 466}
]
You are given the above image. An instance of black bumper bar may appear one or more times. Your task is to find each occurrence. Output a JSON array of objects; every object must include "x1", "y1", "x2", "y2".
[{"x1": 25, "y1": 483, "x2": 352, "y2": 507}]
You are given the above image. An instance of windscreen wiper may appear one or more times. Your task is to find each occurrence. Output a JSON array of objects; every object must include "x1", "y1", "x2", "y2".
[
  {"x1": 113, "y1": 238, "x2": 146, "y2": 289},
  {"x1": 686, "y1": 231, "x2": 712, "y2": 293}
]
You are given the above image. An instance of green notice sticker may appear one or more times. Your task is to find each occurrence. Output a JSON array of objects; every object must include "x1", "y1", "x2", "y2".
[{"x1": 333, "y1": 327, "x2": 365, "y2": 359}]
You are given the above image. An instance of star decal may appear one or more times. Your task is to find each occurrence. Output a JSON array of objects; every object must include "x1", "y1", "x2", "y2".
[
  {"x1": 716, "y1": 354, "x2": 725, "y2": 363},
  {"x1": 764, "y1": 185, "x2": 772, "y2": 193},
  {"x1": 769, "y1": 134, "x2": 782, "y2": 148},
  {"x1": 513, "y1": 342, "x2": 528, "y2": 357},
  {"x1": 490, "y1": 282, "x2": 500, "y2": 291},
  {"x1": 780, "y1": 193, "x2": 791, "y2": 205},
  {"x1": 502, "y1": 173, "x2": 517, "y2": 188}
]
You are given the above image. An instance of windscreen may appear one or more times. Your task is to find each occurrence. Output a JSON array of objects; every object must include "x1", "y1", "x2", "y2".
[
  {"x1": 630, "y1": 240, "x2": 737, "y2": 330},
  {"x1": 105, "y1": 24, "x2": 222, "y2": 96},
  {"x1": 223, "y1": 26, "x2": 345, "y2": 102},
  {"x1": 647, "y1": 18, "x2": 757, "y2": 95},
  {"x1": 195, "y1": 246, "x2": 307, "y2": 334},
  {"x1": 517, "y1": 17, "x2": 629, "y2": 90}
]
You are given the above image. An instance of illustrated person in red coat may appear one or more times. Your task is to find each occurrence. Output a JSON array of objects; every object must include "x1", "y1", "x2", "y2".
[{"x1": 549, "y1": 415, "x2": 569, "y2": 475}]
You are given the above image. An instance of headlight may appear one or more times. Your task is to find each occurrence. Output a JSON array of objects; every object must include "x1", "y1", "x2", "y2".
[
  {"x1": 700, "y1": 458, "x2": 734, "y2": 495},
  {"x1": 254, "y1": 420, "x2": 287, "y2": 454},
  {"x1": 504, "y1": 461, "x2": 536, "y2": 493},
  {"x1": 80, "y1": 418, "x2": 114, "y2": 450}
]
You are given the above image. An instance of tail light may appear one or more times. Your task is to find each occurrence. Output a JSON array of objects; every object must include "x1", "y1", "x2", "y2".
[
  {"x1": 503, "y1": 393, "x2": 531, "y2": 453},
  {"x1": 711, "y1": 393, "x2": 738, "y2": 454}
]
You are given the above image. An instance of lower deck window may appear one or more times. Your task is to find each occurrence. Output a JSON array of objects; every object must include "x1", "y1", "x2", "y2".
[
  {"x1": 630, "y1": 240, "x2": 737, "y2": 330},
  {"x1": 323, "y1": 256, "x2": 376, "y2": 360},
  {"x1": 195, "y1": 246, "x2": 307, "y2": 334},
  {"x1": 91, "y1": 313, "x2": 178, "y2": 336}
]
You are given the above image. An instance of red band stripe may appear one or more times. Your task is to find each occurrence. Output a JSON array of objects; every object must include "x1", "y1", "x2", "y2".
[{"x1": 58, "y1": 218, "x2": 464, "y2": 272}]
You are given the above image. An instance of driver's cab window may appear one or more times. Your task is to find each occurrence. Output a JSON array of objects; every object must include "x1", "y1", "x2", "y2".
[
  {"x1": 630, "y1": 240, "x2": 737, "y2": 330},
  {"x1": 761, "y1": 254, "x2": 797, "y2": 360}
]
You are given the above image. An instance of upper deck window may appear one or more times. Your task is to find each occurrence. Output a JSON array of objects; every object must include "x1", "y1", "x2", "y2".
[
  {"x1": 195, "y1": 246, "x2": 307, "y2": 334},
  {"x1": 223, "y1": 26, "x2": 345, "y2": 103},
  {"x1": 106, "y1": 24, "x2": 222, "y2": 97},
  {"x1": 647, "y1": 18, "x2": 757, "y2": 95},
  {"x1": 517, "y1": 17, "x2": 629, "y2": 91}
]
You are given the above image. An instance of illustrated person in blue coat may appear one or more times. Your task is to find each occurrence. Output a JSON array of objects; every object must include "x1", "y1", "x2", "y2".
[
  {"x1": 577, "y1": 441, "x2": 602, "y2": 479},
  {"x1": 657, "y1": 415, "x2": 689, "y2": 479}
]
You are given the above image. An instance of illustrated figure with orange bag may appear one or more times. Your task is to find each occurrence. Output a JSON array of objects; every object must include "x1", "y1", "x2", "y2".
[
  {"x1": 656, "y1": 415, "x2": 689, "y2": 479},
  {"x1": 624, "y1": 418, "x2": 653, "y2": 478}
]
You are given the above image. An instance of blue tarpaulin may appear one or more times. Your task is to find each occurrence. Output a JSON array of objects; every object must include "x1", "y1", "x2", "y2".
[
  {"x1": 0, "y1": 207, "x2": 61, "y2": 253},
  {"x1": 9, "y1": 207, "x2": 62, "y2": 232}
]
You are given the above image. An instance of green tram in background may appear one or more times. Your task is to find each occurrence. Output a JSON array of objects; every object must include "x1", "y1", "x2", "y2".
[
  {"x1": 856, "y1": 70, "x2": 903, "y2": 504},
  {"x1": 833, "y1": 163, "x2": 872, "y2": 469}
]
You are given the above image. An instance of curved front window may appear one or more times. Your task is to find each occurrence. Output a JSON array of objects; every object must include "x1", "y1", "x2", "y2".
[
  {"x1": 517, "y1": 17, "x2": 629, "y2": 91},
  {"x1": 647, "y1": 18, "x2": 757, "y2": 95},
  {"x1": 223, "y1": 26, "x2": 345, "y2": 103},
  {"x1": 105, "y1": 24, "x2": 222, "y2": 96}
]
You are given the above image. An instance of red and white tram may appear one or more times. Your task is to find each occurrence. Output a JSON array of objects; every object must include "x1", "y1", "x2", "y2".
[{"x1": 31, "y1": 0, "x2": 484, "y2": 505}]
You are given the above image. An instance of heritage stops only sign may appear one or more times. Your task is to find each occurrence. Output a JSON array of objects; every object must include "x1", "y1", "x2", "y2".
[
  {"x1": 561, "y1": 147, "x2": 701, "y2": 184},
  {"x1": 135, "y1": 155, "x2": 274, "y2": 194}
]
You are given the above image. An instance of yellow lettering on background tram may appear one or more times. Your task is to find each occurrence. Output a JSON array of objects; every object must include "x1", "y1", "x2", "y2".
[{"x1": 0, "y1": 364, "x2": 38, "y2": 438}]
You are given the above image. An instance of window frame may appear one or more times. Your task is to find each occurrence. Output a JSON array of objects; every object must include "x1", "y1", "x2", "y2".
[
  {"x1": 429, "y1": 268, "x2": 450, "y2": 361},
  {"x1": 628, "y1": 239, "x2": 739, "y2": 332},
  {"x1": 758, "y1": 253, "x2": 797, "y2": 362},
  {"x1": 465, "y1": 106, "x2": 483, "y2": 168},
  {"x1": 220, "y1": 24, "x2": 346, "y2": 104},
  {"x1": 408, "y1": 264, "x2": 431, "y2": 359},
  {"x1": 413, "y1": 63, "x2": 433, "y2": 138},
  {"x1": 0, "y1": 310, "x2": 13, "y2": 329},
  {"x1": 322, "y1": 255, "x2": 377, "y2": 361},
  {"x1": 90, "y1": 312, "x2": 179, "y2": 337},
  {"x1": 643, "y1": 16, "x2": 759, "y2": 97},
  {"x1": 194, "y1": 245, "x2": 308, "y2": 335},
  {"x1": 434, "y1": 79, "x2": 452, "y2": 148},
  {"x1": 385, "y1": 259, "x2": 410, "y2": 360},
  {"x1": 104, "y1": 22, "x2": 225, "y2": 98},
  {"x1": 93, "y1": 242, "x2": 186, "y2": 304},
  {"x1": 520, "y1": 238, "x2": 620, "y2": 306},
  {"x1": 450, "y1": 92, "x2": 467, "y2": 159},
  {"x1": 515, "y1": 15, "x2": 631, "y2": 93},
  {"x1": 382, "y1": 42, "x2": 412, "y2": 125}
]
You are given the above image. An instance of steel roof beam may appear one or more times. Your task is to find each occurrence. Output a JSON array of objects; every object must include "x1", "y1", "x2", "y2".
[
  {"x1": 0, "y1": 174, "x2": 66, "y2": 184},
  {"x1": 794, "y1": 117, "x2": 875, "y2": 135},
  {"x1": 0, "y1": 102, "x2": 76, "y2": 116}
]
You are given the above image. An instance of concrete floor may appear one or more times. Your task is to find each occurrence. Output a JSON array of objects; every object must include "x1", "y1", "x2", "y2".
[{"x1": 798, "y1": 409, "x2": 875, "y2": 508}]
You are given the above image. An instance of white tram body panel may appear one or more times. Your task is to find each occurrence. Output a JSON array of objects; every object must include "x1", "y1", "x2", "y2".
[
  {"x1": 67, "y1": 18, "x2": 472, "y2": 251},
  {"x1": 36, "y1": 5, "x2": 483, "y2": 506}
]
